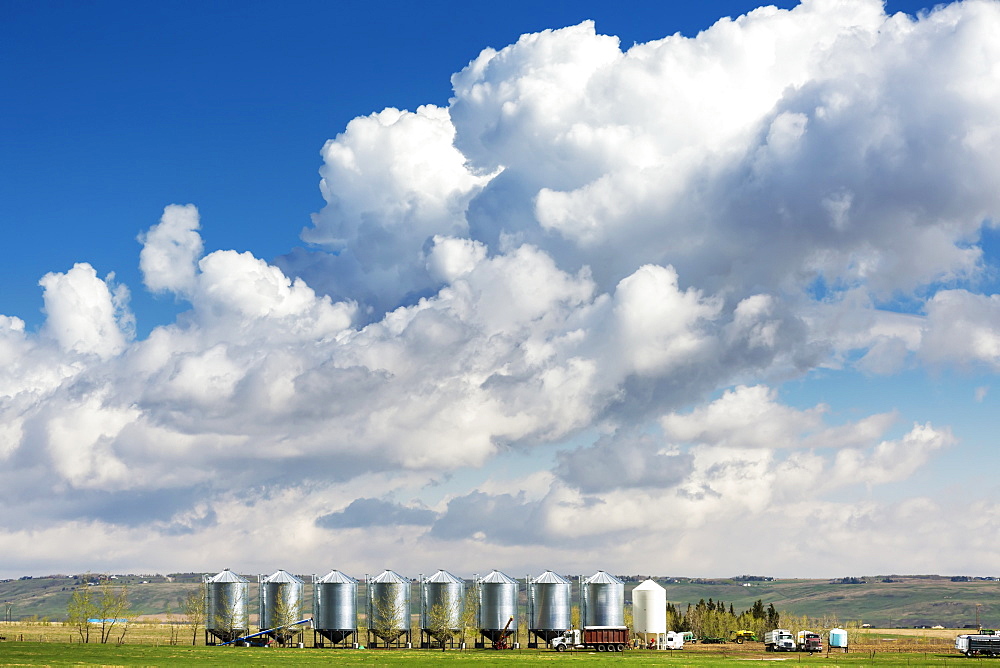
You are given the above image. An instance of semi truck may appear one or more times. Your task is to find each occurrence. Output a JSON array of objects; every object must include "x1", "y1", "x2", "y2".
[
  {"x1": 956, "y1": 633, "x2": 1000, "y2": 657},
  {"x1": 764, "y1": 628, "x2": 796, "y2": 652},
  {"x1": 551, "y1": 626, "x2": 629, "y2": 652},
  {"x1": 796, "y1": 630, "x2": 823, "y2": 653}
]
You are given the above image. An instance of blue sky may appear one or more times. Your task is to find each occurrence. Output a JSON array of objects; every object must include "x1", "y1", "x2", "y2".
[
  {"x1": 3, "y1": 0, "x2": 1000, "y2": 580},
  {"x1": 3, "y1": 0, "x2": 929, "y2": 334}
]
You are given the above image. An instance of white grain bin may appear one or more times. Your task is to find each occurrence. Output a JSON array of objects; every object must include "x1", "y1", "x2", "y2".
[{"x1": 632, "y1": 579, "x2": 667, "y2": 648}]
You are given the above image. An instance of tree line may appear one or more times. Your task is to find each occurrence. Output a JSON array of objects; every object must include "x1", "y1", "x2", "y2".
[{"x1": 665, "y1": 598, "x2": 781, "y2": 639}]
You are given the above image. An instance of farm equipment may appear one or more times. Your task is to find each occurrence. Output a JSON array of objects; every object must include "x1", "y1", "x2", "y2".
[
  {"x1": 731, "y1": 630, "x2": 758, "y2": 643},
  {"x1": 494, "y1": 616, "x2": 514, "y2": 650},
  {"x1": 700, "y1": 635, "x2": 727, "y2": 643},
  {"x1": 551, "y1": 626, "x2": 629, "y2": 652}
]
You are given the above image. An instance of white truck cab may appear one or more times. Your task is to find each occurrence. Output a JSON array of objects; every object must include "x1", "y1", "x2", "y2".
[{"x1": 764, "y1": 628, "x2": 796, "y2": 651}]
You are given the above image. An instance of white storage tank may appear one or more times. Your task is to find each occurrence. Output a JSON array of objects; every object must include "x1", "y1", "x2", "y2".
[
  {"x1": 632, "y1": 579, "x2": 667, "y2": 634},
  {"x1": 829, "y1": 628, "x2": 848, "y2": 648}
]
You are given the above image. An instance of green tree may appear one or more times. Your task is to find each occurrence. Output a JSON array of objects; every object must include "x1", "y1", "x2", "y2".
[
  {"x1": 371, "y1": 593, "x2": 407, "y2": 646},
  {"x1": 458, "y1": 585, "x2": 479, "y2": 648},
  {"x1": 67, "y1": 583, "x2": 96, "y2": 643},
  {"x1": 95, "y1": 579, "x2": 132, "y2": 644},
  {"x1": 425, "y1": 600, "x2": 459, "y2": 650},
  {"x1": 269, "y1": 589, "x2": 301, "y2": 646}
]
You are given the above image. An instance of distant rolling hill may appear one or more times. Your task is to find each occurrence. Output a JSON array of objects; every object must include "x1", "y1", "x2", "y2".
[{"x1": 2, "y1": 573, "x2": 995, "y2": 628}]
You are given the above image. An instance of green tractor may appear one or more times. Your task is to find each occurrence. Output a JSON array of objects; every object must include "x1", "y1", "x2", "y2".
[{"x1": 731, "y1": 630, "x2": 759, "y2": 644}]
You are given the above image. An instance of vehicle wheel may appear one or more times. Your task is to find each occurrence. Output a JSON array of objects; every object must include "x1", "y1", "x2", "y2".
[
  {"x1": 556, "y1": 644, "x2": 566, "y2": 652},
  {"x1": 736, "y1": 637, "x2": 744, "y2": 644},
  {"x1": 617, "y1": 644, "x2": 625, "y2": 652},
  {"x1": 597, "y1": 644, "x2": 605, "y2": 652}
]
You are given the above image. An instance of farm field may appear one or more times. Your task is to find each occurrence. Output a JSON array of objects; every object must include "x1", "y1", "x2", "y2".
[
  {"x1": 0, "y1": 619, "x2": 968, "y2": 665},
  {"x1": 0, "y1": 641, "x2": 974, "y2": 667}
]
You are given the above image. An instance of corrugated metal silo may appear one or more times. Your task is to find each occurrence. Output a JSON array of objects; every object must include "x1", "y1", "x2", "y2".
[
  {"x1": 528, "y1": 570, "x2": 571, "y2": 646},
  {"x1": 478, "y1": 570, "x2": 519, "y2": 647},
  {"x1": 420, "y1": 569, "x2": 464, "y2": 647},
  {"x1": 313, "y1": 570, "x2": 358, "y2": 646},
  {"x1": 581, "y1": 570, "x2": 624, "y2": 627},
  {"x1": 367, "y1": 570, "x2": 412, "y2": 646},
  {"x1": 259, "y1": 570, "x2": 304, "y2": 639},
  {"x1": 204, "y1": 569, "x2": 250, "y2": 644}
]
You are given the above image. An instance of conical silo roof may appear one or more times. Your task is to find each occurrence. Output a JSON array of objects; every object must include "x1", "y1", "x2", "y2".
[
  {"x1": 371, "y1": 569, "x2": 409, "y2": 584},
  {"x1": 207, "y1": 569, "x2": 248, "y2": 583},
  {"x1": 584, "y1": 570, "x2": 623, "y2": 585},
  {"x1": 533, "y1": 570, "x2": 571, "y2": 584},
  {"x1": 263, "y1": 569, "x2": 303, "y2": 584},
  {"x1": 316, "y1": 569, "x2": 358, "y2": 584},
  {"x1": 425, "y1": 569, "x2": 463, "y2": 584},
  {"x1": 480, "y1": 570, "x2": 518, "y2": 584},
  {"x1": 633, "y1": 578, "x2": 665, "y2": 592}
]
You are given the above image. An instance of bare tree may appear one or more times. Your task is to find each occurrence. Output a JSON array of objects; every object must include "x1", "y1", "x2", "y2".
[
  {"x1": 182, "y1": 585, "x2": 206, "y2": 646},
  {"x1": 164, "y1": 604, "x2": 180, "y2": 646}
]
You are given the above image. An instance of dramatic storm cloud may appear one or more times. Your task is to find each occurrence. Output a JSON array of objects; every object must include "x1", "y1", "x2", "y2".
[{"x1": 2, "y1": 0, "x2": 1000, "y2": 578}]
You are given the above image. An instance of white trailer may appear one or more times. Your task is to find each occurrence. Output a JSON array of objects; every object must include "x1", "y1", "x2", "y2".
[
  {"x1": 764, "y1": 628, "x2": 796, "y2": 652},
  {"x1": 956, "y1": 633, "x2": 1000, "y2": 657}
]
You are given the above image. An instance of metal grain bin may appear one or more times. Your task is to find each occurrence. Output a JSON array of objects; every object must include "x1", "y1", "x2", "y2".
[
  {"x1": 528, "y1": 570, "x2": 571, "y2": 642},
  {"x1": 478, "y1": 570, "x2": 519, "y2": 645},
  {"x1": 479, "y1": 570, "x2": 518, "y2": 632},
  {"x1": 367, "y1": 570, "x2": 411, "y2": 643},
  {"x1": 259, "y1": 570, "x2": 303, "y2": 631},
  {"x1": 581, "y1": 570, "x2": 624, "y2": 627},
  {"x1": 420, "y1": 570, "x2": 464, "y2": 631},
  {"x1": 313, "y1": 570, "x2": 358, "y2": 645},
  {"x1": 204, "y1": 569, "x2": 249, "y2": 643}
]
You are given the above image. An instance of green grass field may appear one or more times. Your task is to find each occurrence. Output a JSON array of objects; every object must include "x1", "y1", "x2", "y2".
[{"x1": 0, "y1": 643, "x2": 977, "y2": 667}]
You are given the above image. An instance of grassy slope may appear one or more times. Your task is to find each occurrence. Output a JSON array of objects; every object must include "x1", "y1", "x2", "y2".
[
  {"x1": 3, "y1": 574, "x2": 996, "y2": 629},
  {"x1": 659, "y1": 577, "x2": 1000, "y2": 628}
]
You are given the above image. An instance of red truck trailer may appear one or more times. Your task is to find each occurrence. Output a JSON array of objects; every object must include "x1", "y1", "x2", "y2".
[{"x1": 551, "y1": 626, "x2": 629, "y2": 652}]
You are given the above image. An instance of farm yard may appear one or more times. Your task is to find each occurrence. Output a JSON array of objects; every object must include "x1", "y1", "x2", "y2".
[{"x1": 0, "y1": 574, "x2": 992, "y2": 665}]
